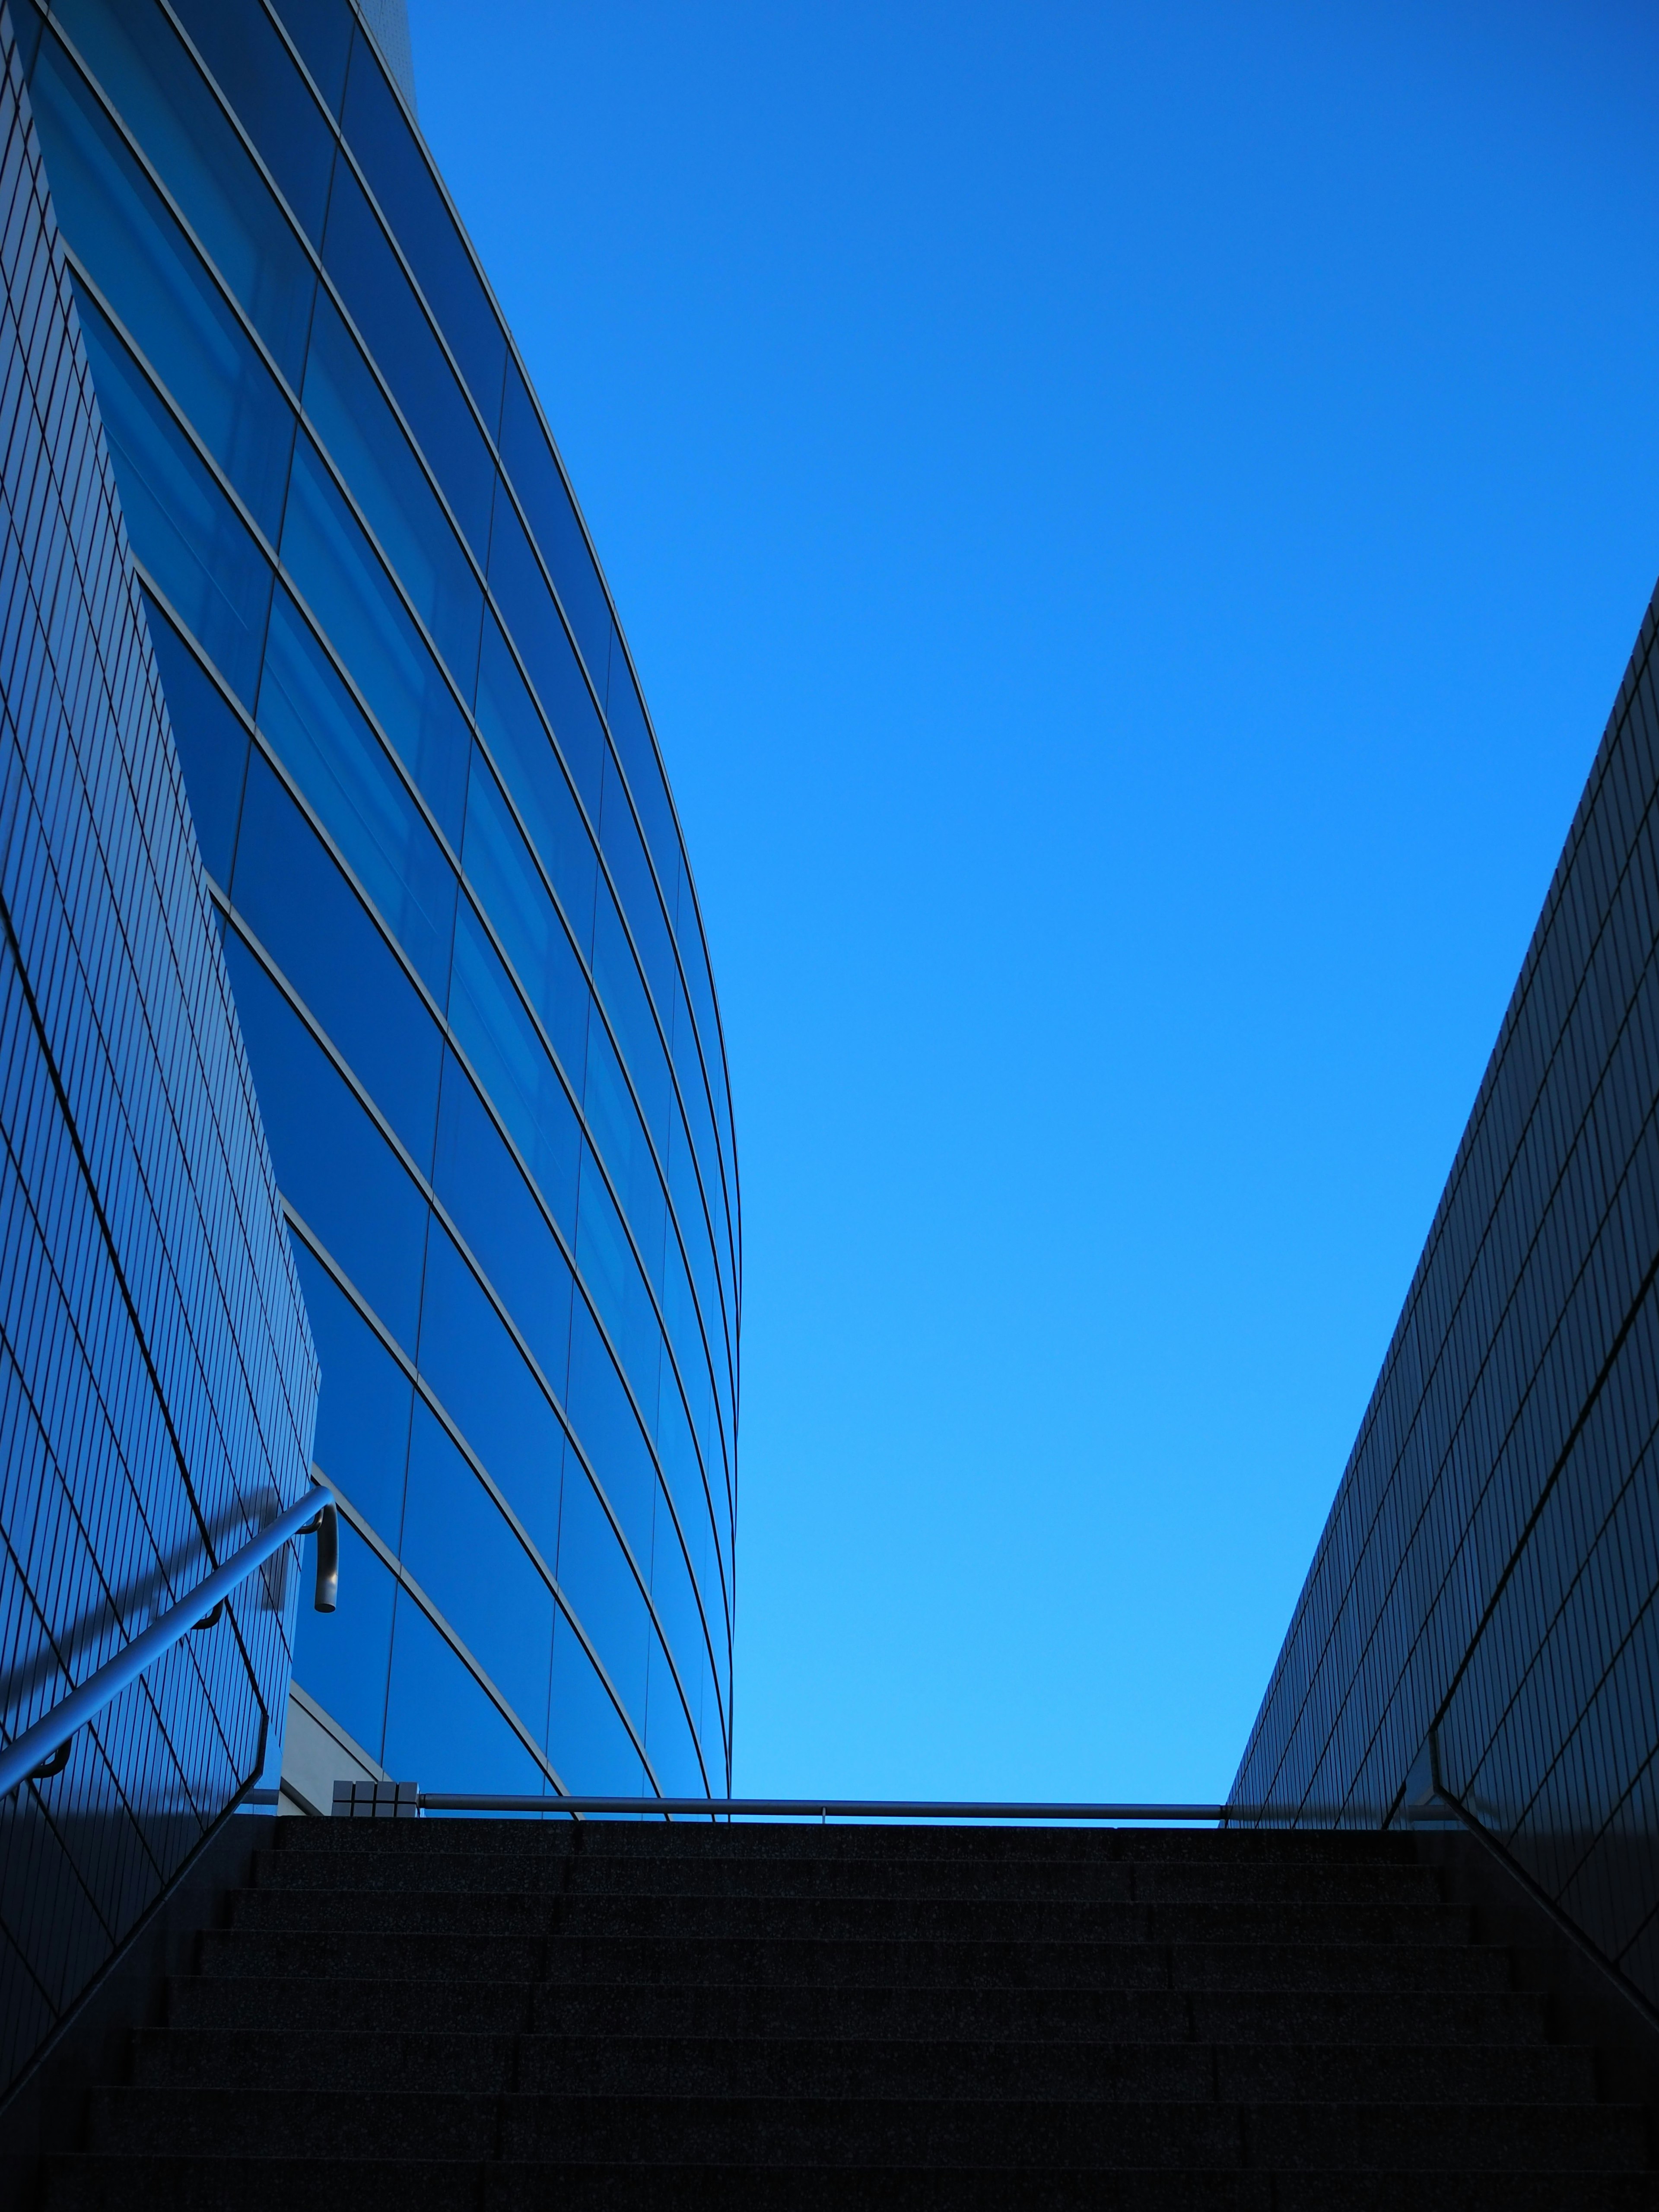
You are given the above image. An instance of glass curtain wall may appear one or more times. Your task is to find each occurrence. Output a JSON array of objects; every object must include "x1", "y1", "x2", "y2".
[
  {"x1": 16, "y1": 0, "x2": 738, "y2": 1799},
  {"x1": 0, "y1": 0, "x2": 318, "y2": 2095}
]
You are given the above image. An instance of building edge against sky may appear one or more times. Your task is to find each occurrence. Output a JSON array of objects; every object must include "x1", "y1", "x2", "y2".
[
  {"x1": 1234, "y1": 569, "x2": 1659, "y2": 2012},
  {"x1": 0, "y1": 0, "x2": 318, "y2": 2099},
  {"x1": 6, "y1": 0, "x2": 741, "y2": 1823},
  {"x1": 13, "y1": 0, "x2": 1657, "y2": 2076}
]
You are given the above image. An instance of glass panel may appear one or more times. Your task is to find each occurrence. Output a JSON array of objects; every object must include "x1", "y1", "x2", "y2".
[
  {"x1": 381, "y1": 1587, "x2": 548, "y2": 1792},
  {"x1": 599, "y1": 747, "x2": 677, "y2": 1045},
  {"x1": 582, "y1": 1016, "x2": 666, "y2": 1298},
  {"x1": 565, "y1": 1294, "x2": 655, "y2": 1578},
  {"x1": 268, "y1": 0, "x2": 352, "y2": 116},
  {"x1": 225, "y1": 932, "x2": 429, "y2": 1354},
  {"x1": 232, "y1": 749, "x2": 442, "y2": 1173},
  {"x1": 700, "y1": 1357, "x2": 732, "y2": 1587},
  {"x1": 548, "y1": 1610, "x2": 643, "y2": 1794},
  {"x1": 9, "y1": 0, "x2": 42, "y2": 71},
  {"x1": 32, "y1": 38, "x2": 295, "y2": 538},
  {"x1": 280, "y1": 431, "x2": 470, "y2": 844},
  {"x1": 474, "y1": 614, "x2": 596, "y2": 960},
  {"x1": 291, "y1": 1515, "x2": 393, "y2": 1764},
  {"x1": 461, "y1": 749, "x2": 589, "y2": 1089},
  {"x1": 340, "y1": 33, "x2": 505, "y2": 434},
  {"x1": 665, "y1": 1105, "x2": 727, "y2": 1452},
  {"x1": 605, "y1": 644, "x2": 683, "y2": 922},
  {"x1": 498, "y1": 358, "x2": 609, "y2": 693},
  {"x1": 648, "y1": 1517, "x2": 711, "y2": 1743},
  {"x1": 590, "y1": 882, "x2": 671, "y2": 1163},
  {"x1": 659, "y1": 1232, "x2": 719, "y2": 1542},
  {"x1": 415, "y1": 1221, "x2": 565, "y2": 1574},
  {"x1": 48, "y1": 0, "x2": 315, "y2": 381},
  {"x1": 322, "y1": 156, "x2": 493, "y2": 559},
  {"x1": 575, "y1": 1145, "x2": 663, "y2": 1447},
  {"x1": 446, "y1": 897, "x2": 580, "y2": 1245},
  {"x1": 289, "y1": 1242, "x2": 413, "y2": 1546},
  {"x1": 675, "y1": 868, "x2": 738, "y2": 1234},
  {"x1": 398, "y1": 1401, "x2": 555, "y2": 1751},
  {"x1": 302, "y1": 291, "x2": 483, "y2": 702},
  {"x1": 654, "y1": 1370, "x2": 721, "y2": 1641},
  {"x1": 78, "y1": 293, "x2": 272, "y2": 707},
  {"x1": 432, "y1": 1046, "x2": 574, "y2": 1400},
  {"x1": 485, "y1": 486, "x2": 603, "y2": 820},
  {"x1": 167, "y1": 0, "x2": 334, "y2": 243},
  {"x1": 647, "y1": 1032, "x2": 729, "y2": 1424},
  {"x1": 553, "y1": 1452, "x2": 649, "y2": 1736},
  {"x1": 645, "y1": 1631, "x2": 707, "y2": 1797},
  {"x1": 142, "y1": 595, "x2": 247, "y2": 884},
  {"x1": 256, "y1": 583, "x2": 456, "y2": 1001}
]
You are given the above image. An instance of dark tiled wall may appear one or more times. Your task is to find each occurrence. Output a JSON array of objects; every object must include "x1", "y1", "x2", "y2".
[
  {"x1": 0, "y1": 0, "x2": 317, "y2": 2101},
  {"x1": 1233, "y1": 576, "x2": 1659, "y2": 2005}
]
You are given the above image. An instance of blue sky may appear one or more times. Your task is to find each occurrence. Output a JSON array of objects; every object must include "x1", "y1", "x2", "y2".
[{"x1": 407, "y1": 0, "x2": 1659, "y2": 1799}]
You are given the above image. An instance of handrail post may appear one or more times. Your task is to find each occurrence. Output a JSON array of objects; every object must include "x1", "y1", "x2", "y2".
[
  {"x1": 0, "y1": 1481, "x2": 336, "y2": 1801},
  {"x1": 299, "y1": 1497, "x2": 338, "y2": 1613}
]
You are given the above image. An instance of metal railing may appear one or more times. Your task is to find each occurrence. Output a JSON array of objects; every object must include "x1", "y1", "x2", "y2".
[
  {"x1": 0, "y1": 1481, "x2": 338, "y2": 1801},
  {"x1": 341, "y1": 1792, "x2": 1258, "y2": 1822}
]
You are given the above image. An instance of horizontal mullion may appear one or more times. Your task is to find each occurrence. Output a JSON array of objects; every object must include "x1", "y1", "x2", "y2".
[
  {"x1": 227, "y1": 892, "x2": 728, "y2": 1757},
  {"x1": 151, "y1": 578, "x2": 733, "y2": 1657},
  {"x1": 222, "y1": 852, "x2": 734, "y2": 1699},
  {"x1": 281, "y1": 1201, "x2": 663, "y2": 1791},
  {"x1": 76, "y1": 0, "x2": 740, "y2": 1395}
]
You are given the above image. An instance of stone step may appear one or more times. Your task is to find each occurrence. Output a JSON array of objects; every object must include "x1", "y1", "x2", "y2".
[
  {"x1": 41, "y1": 2152, "x2": 1659, "y2": 2212},
  {"x1": 190, "y1": 1925, "x2": 1516, "y2": 1993},
  {"x1": 75, "y1": 2084, "x2": 1653, "y2": 2171},
  {"x1": 127, "y1": 2025, "x2": 1599, "y2": 2104},
  {"x1": 43, "y1": 1827, "x2": 1656, "y2": 2199},
  {"x1": 251, "y1": 1846, "x2": 1445, "y2": 1907},
  {"x1": 161, "y1": 1970, "x2": 1554, "y2": 2047},
  {"x1": 269, "y1": 1821, "x2": 1424, "y2": 1868},
  {"x1": 222, "y1": 1884, "x2": 1473, "y2": 1948}
]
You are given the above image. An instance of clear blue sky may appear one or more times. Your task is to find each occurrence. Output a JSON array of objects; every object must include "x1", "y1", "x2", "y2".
[{"x1": 407, "y1": 0, "x2": 1659, "y2": 1799}]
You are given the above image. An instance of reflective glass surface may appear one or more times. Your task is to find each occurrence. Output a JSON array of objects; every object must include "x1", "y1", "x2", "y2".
[
  {"x1": 0, "y1": 0, "x2": 317, "y2": 2101},
  {"x1": 24, "y1": 0, "x2": 737, "y2": 1799},
  {"x1": 1236, "y1": 588, "x2": 1659, "y2": 2006}
]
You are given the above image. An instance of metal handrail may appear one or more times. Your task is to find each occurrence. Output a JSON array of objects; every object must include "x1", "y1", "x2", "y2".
[
  {"x1": 410, "y1": 1795, "x2": 1254, "y2": 1821},
  {"x1": 0, "y1": 1481, "x2": 337, "y2": 1801}
]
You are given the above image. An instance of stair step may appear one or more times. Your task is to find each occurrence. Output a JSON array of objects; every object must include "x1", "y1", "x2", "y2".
[
  {"x1": 37, "y1": 2157, "x2": 1659, "y2": 2212},
  {"x1": 222, "y1": 1884, "x2": 1472, "y2": 1947},
  {"x1": 128, "y1": 2025, "x2": 1599, "y2": 2103},
  {"x1": 76, "y1": 2083, "x2": 1653, "y2": 2170},
  {"x1": 270, "y1": 1822, "x2": 1427, "y2": 1866},
  {"x1": 191, "y1": 1925, "x2": 1517, "y2": 1992},
  {"x1": 161, "y1": 1970, "x2": 1555, "y2": 2044},
  {"x1": 252, "y1": 1846, "x2": 1446, "y2": 1906}
]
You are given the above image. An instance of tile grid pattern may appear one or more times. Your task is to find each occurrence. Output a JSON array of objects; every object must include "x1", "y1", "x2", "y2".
[
  {"x1": 0, "y1": 0, "x2": 318, "y2": 2103},
  {"x1": 1233, "y1": 575, "x2": 1659, "y2": 2006}
]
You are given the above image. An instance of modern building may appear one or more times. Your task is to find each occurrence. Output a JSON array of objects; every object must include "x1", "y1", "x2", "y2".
[
  {"x1": 1233, "y1": 577, "x2": 1659, "y2": 2011},
  {"x1": 0, "y1": 0, "x2": 738, "y2": 2100},
  {"x1": 0, "y1": 0, "x2": 317, "y2": 2096},
  {"x1": 10, "y1": 0, "x2": 1654, "y2": 2152}
]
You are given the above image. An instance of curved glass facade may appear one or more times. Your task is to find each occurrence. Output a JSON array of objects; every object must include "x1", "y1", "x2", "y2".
[{"x1": 15, "y1": 0, "x2": 737, "y2": 1799}]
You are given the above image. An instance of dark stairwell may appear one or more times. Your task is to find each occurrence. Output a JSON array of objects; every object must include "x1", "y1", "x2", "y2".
[{"x1": 32, "y1": 1815, "x2": 1659, "y2": 2208}]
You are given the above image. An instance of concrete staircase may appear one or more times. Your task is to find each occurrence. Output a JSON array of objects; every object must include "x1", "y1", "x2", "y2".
[{"x1": 37, "y1": 1819, "x2": 1659, "y2": 2206}]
